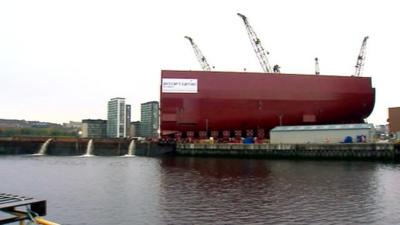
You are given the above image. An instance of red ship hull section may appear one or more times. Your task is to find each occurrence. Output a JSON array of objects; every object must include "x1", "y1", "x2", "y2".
[{"x1": 160, "y1": 70, "x2": 375, "y2": 136}]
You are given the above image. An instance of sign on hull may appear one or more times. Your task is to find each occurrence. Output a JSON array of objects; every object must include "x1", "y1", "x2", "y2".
[{"x1": 162, "y1": 78, "x2": 198, "y2": 93}]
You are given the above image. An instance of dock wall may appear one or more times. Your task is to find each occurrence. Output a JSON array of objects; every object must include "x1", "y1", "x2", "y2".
[
  {"x1": 177, "y1": 143, "x2": 400, "y2": 161},
  {"x1": 2, "y1": 137, "x2": 398, "y2": 160},
  {"x1": 0, "y1": 137, "x2": 174, "y2": 156}
]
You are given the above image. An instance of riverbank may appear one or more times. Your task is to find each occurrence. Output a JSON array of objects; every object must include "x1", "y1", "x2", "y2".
[{"x1": 2, "y1": 137, "x2": 400, "y2": 161}]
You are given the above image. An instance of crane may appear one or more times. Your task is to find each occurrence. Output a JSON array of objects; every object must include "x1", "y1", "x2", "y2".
[
  {"x1": 184, "y1": 36, "x2": 211, "y2": 71},
  {"x1": 237, "y1": 13, "x2": 272, "y2": 73},
  {"x1": 354, "y1": 36, "x2": 369, "y2": 76},
  {"x1": 315, "y1": 57, "x2": 320, "y2": 75}
]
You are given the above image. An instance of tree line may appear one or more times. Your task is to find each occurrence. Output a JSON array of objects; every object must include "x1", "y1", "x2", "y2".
[{"x1": 0, "y1": 127, "x2": 78, "y2": 137}]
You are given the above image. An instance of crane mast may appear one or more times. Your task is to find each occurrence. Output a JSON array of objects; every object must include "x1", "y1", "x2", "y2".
[
  {"x1": 237, "y1": 13, "x2": 272, "y2": 73},
  {"x1": 184, "y1": 36, "x2": 211, "y2": 71},
  {"x1": 315, "y1": 57, "x2": 320, "y2": 75},
  {"x1": 354, "y1": 36, "x2": 369, "y2": 76}
]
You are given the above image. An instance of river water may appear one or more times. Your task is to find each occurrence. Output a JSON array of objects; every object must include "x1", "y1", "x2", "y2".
[{"x1": 1, "y1": 156, "x2": 400, "y2": 225}]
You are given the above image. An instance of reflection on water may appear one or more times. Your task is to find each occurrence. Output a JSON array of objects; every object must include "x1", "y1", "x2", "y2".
[
  {"x1": 159, "y1": 158, "x2": 392, "y2": 225},
  {"x1": 1, "y1": 156, "x2": 400, "y2": 225}
]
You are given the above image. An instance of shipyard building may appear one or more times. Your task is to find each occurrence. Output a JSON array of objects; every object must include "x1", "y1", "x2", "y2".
[
  {"x1": 270, "y1": 124, "x2": 374, "y2": 144},
  {"x1": 389, "y1": 107, "x2": 400, "y2": 139}
]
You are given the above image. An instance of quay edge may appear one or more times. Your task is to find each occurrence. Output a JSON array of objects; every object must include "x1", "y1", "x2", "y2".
[
  {"x1": 0, "y1": 137, "x2": 175, "y2": 156},
  {"x1": 176, "y1": 143, "x2": 400, "y2": 161}
]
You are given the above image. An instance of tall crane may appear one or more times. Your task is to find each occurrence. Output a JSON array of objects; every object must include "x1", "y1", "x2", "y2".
[
  {"x1": 354, "y1": 36, "x2": 369, "y2": 76},
  {"x1": 184, "y1": 36, "x2": 211, "y2": 71},
  {"x1": 237, "y1": 13, "x2": 272, "y2": 73}
]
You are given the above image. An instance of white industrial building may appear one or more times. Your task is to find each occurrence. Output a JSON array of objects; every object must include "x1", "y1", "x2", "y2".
[{"x1": 270, "y1": 124, "x2": 375, "y2": 144}]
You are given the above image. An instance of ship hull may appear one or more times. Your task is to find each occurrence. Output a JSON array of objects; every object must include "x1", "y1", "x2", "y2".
[{"x1": 160, "y1": 70, "x2": 375, "y2": 137}]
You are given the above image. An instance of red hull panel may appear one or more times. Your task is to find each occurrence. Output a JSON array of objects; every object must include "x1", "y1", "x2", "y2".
[{"x1": 160, "y1": 70, "x2": 375, "y2": 136}]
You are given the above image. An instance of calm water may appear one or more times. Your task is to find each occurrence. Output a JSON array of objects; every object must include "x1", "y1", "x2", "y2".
[{"x1": 1, "y1": 156, "x2": 400, "y2": 225}]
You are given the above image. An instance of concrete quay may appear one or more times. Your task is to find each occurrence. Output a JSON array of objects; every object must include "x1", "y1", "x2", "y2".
[
  {"x1": 176, "y1": 143, "x2": 400, "y2": 161},
  {"x1": 0, "y1": 137, "x2": 174, "y2": 156}
]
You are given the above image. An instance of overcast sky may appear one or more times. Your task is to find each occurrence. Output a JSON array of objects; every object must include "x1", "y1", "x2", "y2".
[{"x1": 0, "y1": 0, "x2": 398, "y2": 125}]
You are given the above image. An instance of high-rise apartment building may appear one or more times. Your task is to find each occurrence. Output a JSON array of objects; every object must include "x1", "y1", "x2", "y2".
[
  {"x1": 140, "y1": 101, "x2": 159, "y2": 138},
  {"x1": 107, "y1": 97, "x2": 129, "y2": 138}
]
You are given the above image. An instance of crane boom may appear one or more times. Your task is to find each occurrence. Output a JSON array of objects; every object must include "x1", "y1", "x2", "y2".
[
  {"x1": 354, "y1": 36, "x2": 369, "y2": 76},
  {"x1": 184, "y1": 36, "x2": 211, "y2": 71},
  {"x1": 237, "y1": 13, "x2": 272, "y2": 73}
]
